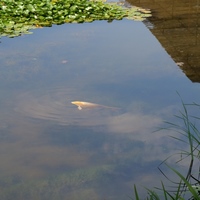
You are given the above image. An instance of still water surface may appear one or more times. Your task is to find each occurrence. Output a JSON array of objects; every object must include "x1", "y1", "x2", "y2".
[{"x1": 0, "y1": 18, "x2": 200, "y2": 199}]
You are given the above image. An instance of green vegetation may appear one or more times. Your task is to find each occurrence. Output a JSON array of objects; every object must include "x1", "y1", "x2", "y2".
[
  {"x1": 0, "y1": 0, "x2": 151, "y2": 38},
  {"x1": 0, "y1": 165, "x2": 115, "y2": 199},
  {"x1": 133, "y1": 101, "x2": 200, "y2": 199}
]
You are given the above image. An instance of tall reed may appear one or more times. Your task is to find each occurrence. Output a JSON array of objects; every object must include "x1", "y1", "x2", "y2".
[{"x1": 132, "y1": 99, "x2": 200, "y2": 199}]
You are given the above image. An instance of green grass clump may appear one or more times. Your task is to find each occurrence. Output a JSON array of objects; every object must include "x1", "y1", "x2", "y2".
[{"x1": 133, "y1": 99, "x2": 200, "y2": 199}]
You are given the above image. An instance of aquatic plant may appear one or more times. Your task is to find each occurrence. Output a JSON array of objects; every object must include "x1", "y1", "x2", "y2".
[
  {"x1": 0, "y1": 165, "x2": 115, "y2": 200},
  {"x1": 0, "y1": 0, "x2": 151, "y2": 38},
  {"x1": 132, "y1": 100, "x2": 200, "y2": 199}
]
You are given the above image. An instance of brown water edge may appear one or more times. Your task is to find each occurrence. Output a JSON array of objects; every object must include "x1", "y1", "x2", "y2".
[{"x1": 127, "y1": 0, "x2": 200, "y2": 82}]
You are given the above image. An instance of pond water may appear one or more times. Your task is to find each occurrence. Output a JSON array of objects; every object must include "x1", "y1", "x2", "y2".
[{"x1": 0, "y1": 14, "x2": 200, "y2": 199}]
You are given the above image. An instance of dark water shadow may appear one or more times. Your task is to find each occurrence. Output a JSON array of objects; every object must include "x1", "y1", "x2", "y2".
[{"x1": 127, "y1": 0, "x2": 200, "y2": 82}]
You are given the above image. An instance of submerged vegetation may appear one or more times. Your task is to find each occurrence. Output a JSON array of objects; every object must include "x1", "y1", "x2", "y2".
[
  {"x1": 0, "y1": 0, "x2": 151, "y2": 38},
  {"x1": 0, "y1": 165, "x2": 115, "y2": 199},
  {"x1": 133, "y1": 101, "x2": 200, "y2": 199}
]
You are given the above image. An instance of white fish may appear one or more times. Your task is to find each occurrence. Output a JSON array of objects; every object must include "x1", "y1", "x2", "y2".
[{"x1": 71, "y1": 101, "x2": 118, "y2": 110}]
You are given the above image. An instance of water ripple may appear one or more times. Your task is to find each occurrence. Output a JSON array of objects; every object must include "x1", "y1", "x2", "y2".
[{"x1": 14, "y1": 87, "x2": 120, "y2": 127}]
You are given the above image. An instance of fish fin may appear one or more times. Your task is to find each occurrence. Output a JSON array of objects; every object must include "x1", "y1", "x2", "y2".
[{"x1": 78, "y1": 106, "x2": 82, "y2": 110}]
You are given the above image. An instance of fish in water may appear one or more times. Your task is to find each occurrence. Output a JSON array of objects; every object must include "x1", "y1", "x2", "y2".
[{"x1": 71, "y1": 101, "x2": 118, "y2": 110}]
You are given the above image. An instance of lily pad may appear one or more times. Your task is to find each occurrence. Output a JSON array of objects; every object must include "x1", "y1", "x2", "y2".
[{"x1": 0, "y1": 0, "x2": 151, "y2": 38}]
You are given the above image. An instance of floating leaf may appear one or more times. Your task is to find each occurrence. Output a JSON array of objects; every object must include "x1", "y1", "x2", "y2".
[{"x1": 0, "y1": 0, "x2": 151, "y2": 38}]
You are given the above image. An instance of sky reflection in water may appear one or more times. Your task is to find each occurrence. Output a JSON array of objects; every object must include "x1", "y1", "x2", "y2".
[{"x1": 0, "y1": 19, "x2": 200, "y2": 199}]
